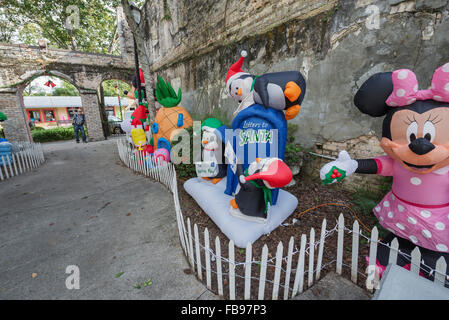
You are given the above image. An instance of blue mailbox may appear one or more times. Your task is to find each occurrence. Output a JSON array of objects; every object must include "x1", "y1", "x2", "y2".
[{"x1": 224, "y1": 104, "x2": 288, "y2": 205}]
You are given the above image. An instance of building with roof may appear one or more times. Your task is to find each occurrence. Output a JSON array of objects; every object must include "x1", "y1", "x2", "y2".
[{"x1": 24, "y1": 96, "x2": 131, "y2": 128}]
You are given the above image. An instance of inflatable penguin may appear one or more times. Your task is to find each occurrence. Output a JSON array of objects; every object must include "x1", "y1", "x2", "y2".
[
  {"x1": 226, "y1": 51, "x2": 306, "y2": 120},
  {"x1": 229, "y1": 158, "x2": 293, "y2": 223},
  {"x1": 196, "y1": 118, "x2": 228, "y2": 184}
]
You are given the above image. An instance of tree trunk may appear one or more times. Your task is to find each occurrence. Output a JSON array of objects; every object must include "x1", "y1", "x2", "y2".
[{"x1": 120, "y1": 0, "x2": 156, "y2": 123}]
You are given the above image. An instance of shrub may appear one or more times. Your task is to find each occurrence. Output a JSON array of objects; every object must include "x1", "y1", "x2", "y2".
[
  {"x1": 32, "y1": 126, "x2": 88, "y2": 143},
  {"x1": 170, "y1": 125, "x2": 197, "y2": 180}
]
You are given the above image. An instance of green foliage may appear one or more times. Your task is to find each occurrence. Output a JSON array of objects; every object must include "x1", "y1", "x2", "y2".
[
  {"x1": 31, "y1": 126, "x2": 45, "y2": 132},
  {"x1": 2, "y1": 0, "x2": 122, "y2": 54},
  {"x1": 32, "y1": 126, "x2": 88, "y2": 143},
  {"x1": 171, "y1": 126, "x2": 196, "y2": 180},
  {"x1": 52, "y1": 81, "x2": 80, "y2": 96},
  {"x1": 285, "y1": 123, "x2": 308, "y2": 167},
  {"x1": 155, "y1": 75, "x2": 182, "y2": 108},
  {"x1": 102, "y1": 80, "x2": 130, "y2": 97},
  {"x1": 0, "y1": 111, "x2": 7, "y2": 122},
  {"x1": 349, "y1": 183, "x2": 392, "y2": 239}
]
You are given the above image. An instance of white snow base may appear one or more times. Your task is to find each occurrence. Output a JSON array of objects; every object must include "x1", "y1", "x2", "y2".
[{"x1": 184, "y1": 177, "x2": 298, "y2": 248}]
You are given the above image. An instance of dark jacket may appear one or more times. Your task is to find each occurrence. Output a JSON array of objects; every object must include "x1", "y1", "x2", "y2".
[{"x1": 72, "y1": 114, "x2": 85, "y2": 127}]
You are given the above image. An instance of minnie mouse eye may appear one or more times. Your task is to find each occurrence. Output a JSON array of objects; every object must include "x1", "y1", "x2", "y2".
[
  {"x1": 423, "y1": 121, "x2": 435, "y2": 142},
  {"x1": 406, "y1": 121, "x2": 418, "y2": 143}
]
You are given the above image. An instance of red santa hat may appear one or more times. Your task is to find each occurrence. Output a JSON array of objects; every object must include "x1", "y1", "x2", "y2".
[
  {"x1": 226, "y1": 50, "x2": 249, "y2": 87},
  {"x1": 139, "y1": 68, "x2": 145, "y2": 86},
  {"x1": 245, "y1": 159, "x2": 292, "y2": 189}
]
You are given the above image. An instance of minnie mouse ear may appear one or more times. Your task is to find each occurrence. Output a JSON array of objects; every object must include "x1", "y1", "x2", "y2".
[{"x1": 354, "y1": 72, "x2": 393, "y2": 117}]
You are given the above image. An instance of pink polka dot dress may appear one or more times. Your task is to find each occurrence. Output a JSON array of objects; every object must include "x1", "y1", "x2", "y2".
[{"x1": 374, "y1": 156, "x2": 449, "y2": 253}]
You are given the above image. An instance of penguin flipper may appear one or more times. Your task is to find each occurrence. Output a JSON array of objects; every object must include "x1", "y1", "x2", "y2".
[
  {"x1": 285, "y1": 104, "x2": 301, "y2": 120},
  {"x1": 284, "y1": 81, "x2": 302, "y2": 102},
  {"x1": 254, "y1": 77, "x2": 270, "y2": 108}
]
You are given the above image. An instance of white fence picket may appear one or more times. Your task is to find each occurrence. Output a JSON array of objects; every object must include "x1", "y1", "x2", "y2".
[
  {"x1": 283, "y1": 237, "x2": 294, "y2": 300},
  {"x1": 229, "y1": 240, "x2": 235, "y2": 300},
  {"x1": 11, "y1": 153, "x2": 18, "y2": 176},
  {"x1": 434, "y1": 257, "x2": 447, "y2": 287},
  {"x1": 316, "y1": 219, "x2": 326, "y2": 281},
  {"x1": 194, "y1": 224, "x2": 202, "y2": 280},
  {"x1": 367, "y1": 226, "x2": 379, "y2": 291},
  {"x1": 351, "y1": 220, "x2": 359, "y2": 283},
  {"x1": 388, "y1": 238, "x2": 399, "y2": 265},
  {"x1": 292, "y1": 234, "x2": 306, "y2": 297},
  {"x1": 272, "y1": 241, "x2": 283, "y2": 300},
  {"x1": 336, "y1": 214, "x2": 344, "y2": 275},
  {"x1": 215, "y1": 236, "x2": 223, "y2": 296},
  {"x1": 2, "y1": 156, "x2": 9, "y2": 179},
  {"x1": 244, "y1": 241, "x2": 252, "y2": 300},
  {"x1": 187, "y1": 218, "x2": 195, "y2": 268},
  {"x1": 410, "y1": 247, "x2": 421, "y2": 275},
  {"x1": 258, "y1": 245, "x2": 268, "y2": 300},
  {"x1": 308, "y1": 228, "x2": 315, "y2": 288},
  {"x1": 204, "y1": 228, "x2": 211, "y2": 290}
]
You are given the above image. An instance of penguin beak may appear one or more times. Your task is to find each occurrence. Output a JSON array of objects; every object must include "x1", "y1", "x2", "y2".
[{"x1": 237, "y1": 88, "x2": 242, "y2": 96}]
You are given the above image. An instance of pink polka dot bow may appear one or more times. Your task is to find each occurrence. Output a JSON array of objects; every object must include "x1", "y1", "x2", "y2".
[{"x1": 386, "y1": 62, "x2": 449, "y2": 107}]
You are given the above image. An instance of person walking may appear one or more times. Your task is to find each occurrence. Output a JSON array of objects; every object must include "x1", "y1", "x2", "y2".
[{"x1": 72, "y1": 109, "x2": 87, "y2": 143}]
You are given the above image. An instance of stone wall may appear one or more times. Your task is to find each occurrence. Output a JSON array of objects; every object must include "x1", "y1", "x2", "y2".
[{"x1": 141, "y1": 0, "x2": 449, "y2": 189}]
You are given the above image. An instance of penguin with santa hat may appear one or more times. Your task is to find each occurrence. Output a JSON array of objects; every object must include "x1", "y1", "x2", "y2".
[
  {"x1": 229, "y1": 157, "x2": 293, "y2": 223},
  {"x1": 226, "y1": 51, "x2": 306, "y2": 120},
  {"x1": 196, "y1": 118, "x2": 228, "y2": 184}
]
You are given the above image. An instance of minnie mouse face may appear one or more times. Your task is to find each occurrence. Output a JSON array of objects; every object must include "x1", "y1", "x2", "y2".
[{"x1": 355, "y1": 66, "x2": 449, "y2": 175}]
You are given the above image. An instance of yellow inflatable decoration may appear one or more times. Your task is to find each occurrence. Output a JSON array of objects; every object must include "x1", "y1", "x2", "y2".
[{"x1": 131, "y1": 127, "x2": 147, "y2": 151}]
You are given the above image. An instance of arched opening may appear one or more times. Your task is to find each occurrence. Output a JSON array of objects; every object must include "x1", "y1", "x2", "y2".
[
  {"x1": 97, "y1": 79, "x2": 131, "y2": 136},
  {"x1": 20, "y1": 73, "x2": 85, "y2": 142}
]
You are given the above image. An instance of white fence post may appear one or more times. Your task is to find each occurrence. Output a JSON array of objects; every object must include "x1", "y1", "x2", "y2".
[
  {"x1": 316, "y1": 219, "x2": 326, "y2": 281},
  {"x1": 204, "y1": 228, "x2": 211, "y2": 290},
  {"x1": 292, "y1": 234, "x2": 307, "y2": 297},
  {"x1": 272, "y1": 241, "x2": 283, "y2": 300},
  {"x1": 367, "y1": 226, "x2": 379, "y2": 292},
  {"x1": 258, "y1": 245, "x2": 268, "y2": 300},
  {"x1": 283, "y1": 236, "x2": 294, "y2": 300},
  {"x1": 215, "y1": 236, "x2": 223, "y2": 296},
  {"x1": 194, "y1": 224, "x2": 202, "y2": 280},
  {"x1": 351, "y1": 220, "x2": 359, "y2": 283},
  {"x1": 308, "y1": 228, "x2": 315, "y2": 288},
  {"x1": 229, "y1": 240, "x2": 235, "y2": 300},
  {"x1": 336, "y1": 214, "x2": 344, "y2": 275},
  {"x1": 244, "y1": 241, "x2": 252, "y2": 300},
  {"x1": 388, "y1": 238, "x2": 399, "y2": 265},
  {"x1": 434, "y1": 257, "x2": 447, "y2": 286},
  {"x1": 410, "y1": 247, "x2": 421, "y2": 275}
]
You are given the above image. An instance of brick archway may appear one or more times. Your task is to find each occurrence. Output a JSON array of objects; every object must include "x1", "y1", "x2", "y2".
[{"x1": 0, "y1": 7, "x2": 135, "y2": 142}]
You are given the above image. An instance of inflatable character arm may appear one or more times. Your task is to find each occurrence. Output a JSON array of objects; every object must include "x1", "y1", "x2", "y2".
[
  {"x1": 320, "y1": 150, "x2": 358, "y2": 185},
  {"x1": 254, "y1": 76, "x2": 270, "y2": 108}
]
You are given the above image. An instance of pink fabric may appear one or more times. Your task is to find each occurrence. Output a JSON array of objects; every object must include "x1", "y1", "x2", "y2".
[
  {"x1": 365, "y1": 257, "x2": 425, "y2": 278},
  {"x1": 374, "y1": 156, "x2": 449, "y2": 252},
  {"x1": 385, "y1": 63, "x2": 449, "y2": 107}
]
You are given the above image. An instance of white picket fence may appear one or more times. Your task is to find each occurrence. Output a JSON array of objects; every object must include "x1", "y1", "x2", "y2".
[
  {"x1": 117, "y1": 138, "x2": 449, "y2": 299},
  {"x1": 0, "y1": 142, "x2": 45, "y2": 182}
]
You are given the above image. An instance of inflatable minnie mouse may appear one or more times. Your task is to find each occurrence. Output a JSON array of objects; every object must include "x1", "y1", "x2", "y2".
[{"x1": 321, "y1": 63, "x2": 449, "y2": 280}]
